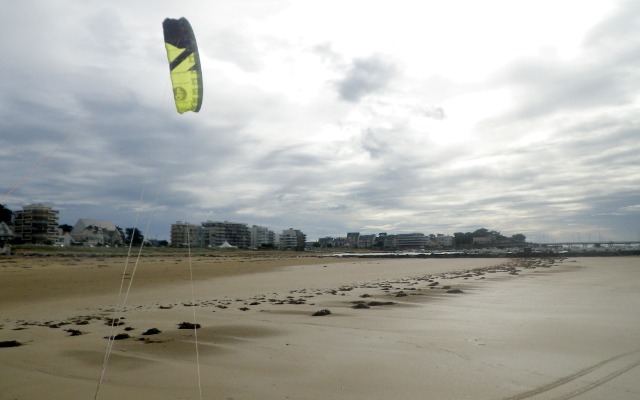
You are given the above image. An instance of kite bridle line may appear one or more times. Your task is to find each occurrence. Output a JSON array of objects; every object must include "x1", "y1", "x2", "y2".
[
  {"x1": 93, "y1": 52, "x2": 203, "y2": 400},
  {"x1": 187, "y1": 223, "x2": 204, "y2": 400},
  {"x1": 94, "y1": 168, "x2": 156, "y2": 399},
  {"x1": 94, "y1": 159, "x2": 204, "y2": 400}
]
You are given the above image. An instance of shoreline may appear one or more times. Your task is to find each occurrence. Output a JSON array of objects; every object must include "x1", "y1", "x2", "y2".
[{"x1": 1, "y1": 256, "x2": 639, "y2": 399}]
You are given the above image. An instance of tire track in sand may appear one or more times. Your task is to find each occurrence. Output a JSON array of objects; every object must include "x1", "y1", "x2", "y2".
[{"x1": 501, "y1": 349, "x2": 640, "y2": 400}]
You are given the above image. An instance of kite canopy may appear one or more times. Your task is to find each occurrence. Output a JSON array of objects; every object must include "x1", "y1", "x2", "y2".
[{"x1": 162, "y1": 17, "x2": 203, "y2": 113}]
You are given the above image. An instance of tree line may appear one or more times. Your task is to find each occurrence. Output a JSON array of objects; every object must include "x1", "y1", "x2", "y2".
[{"x1": 453, "y1": 228, "x2": 526, "y2": 247}]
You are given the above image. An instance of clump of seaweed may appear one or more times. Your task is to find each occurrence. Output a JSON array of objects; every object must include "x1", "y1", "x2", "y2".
[
  {"x1": 104, "y1": 318, "x2": 125, "y2": 326},
  {"x1": 105, "y1": 333, "x2": 130, "y2": 340},
  {"x1": 312, "y1": 309, "x2": 331, "y2": 316},
  {"x1": 178, "y1": 322, "x2": 201, "y2": 329},
  {"x1": 368, "y1": 301, "x2": 395, "y2": 306},
  {"x1": 142, "y1": 328, "x2": 161, "y2": 335}
]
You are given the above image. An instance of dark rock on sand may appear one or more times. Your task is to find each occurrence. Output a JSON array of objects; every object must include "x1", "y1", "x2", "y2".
[
  {"x1": 368, "y1": 301, "x2": 395, "y2": 306},
  {"x1": 178, "y1": 322, "x2": 201, "y2": 329},
  {"x1": 105, "y1": 333, "x2": 130, "y2": 340}
]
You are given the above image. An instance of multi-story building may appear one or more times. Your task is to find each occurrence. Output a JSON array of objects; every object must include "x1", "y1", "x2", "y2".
[
  {"x1": 319, "y1": 232, "x2": 457, "y2": 250},
  {"x1": 396, "y1": 233, "x2": 427, "y2": 249},
  {"x1": 316, "y1": 232, "x2": 454, "y2": 250},
  {"x1": 201, "y1": 220, "x2": 250, "y2": 248},
  {"x1": 333, "y1": 237, "x2": 349, "y2": 247},
  {"x1": 13, "y1": 204, "x2": 59, "y2": 244},
  {"x1": 373, "y1": 233, "x2": 387, "y2": 249},
  {"x1": 383, "y1": 234, "x2": 398, "y2": 249},
  {"x1": 315, "y1": 236, "x2": 349, "y2": 248},
  {"x1": 357, "y1": 234, "x2": 376, "y2": 249},
  {"x1": 171, "y1": 220, "x2": 268, "y2": 248},
  {"x1": 170, "y1": 221, "x2": 199, "y2": 247},
  {"x1": 346, "y1": 232, "x2": 360, "y2": 247},
  {"x1": 250, "y1": 225, "x2": 275, "y2": 248},
  {"x1": 280, "y1": 228, "x2": 306, "y2": 250}
]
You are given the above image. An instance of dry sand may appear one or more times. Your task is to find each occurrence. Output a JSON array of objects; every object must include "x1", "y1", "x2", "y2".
[{"x1": 1, "y1": 254, "x2": 639, "y2": 399}]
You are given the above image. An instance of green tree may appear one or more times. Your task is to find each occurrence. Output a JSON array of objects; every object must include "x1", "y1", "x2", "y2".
[
  {"x1": 58, "y1": 224, "x2": 73, "y2": 233},
  {"x1": 453, "y1": 232, "x2": 473, "y2": 247},
  {"x1": 124, "y1": 227, "x2": 144, "y2": 246},
  {"x1": 467, "y1": 228, "x2": 508, "y2": 243},
  {"x1": 0, "y1": 204, "x2": 13, "y2": 225},
  {"x1": 510, "y1": 234, "x2": 526, "y2": 243},
  {"x1": 472, "y1": 228, "x2": 490, "y2": 237}
]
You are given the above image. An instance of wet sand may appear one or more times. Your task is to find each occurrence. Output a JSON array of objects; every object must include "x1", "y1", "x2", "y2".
[{"x1": 1, "y1": 255, "x2": 639, "y2": 399}]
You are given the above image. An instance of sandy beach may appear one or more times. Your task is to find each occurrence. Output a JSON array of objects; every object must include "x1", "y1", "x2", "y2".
[{"x1": 1, "y1": 254, "x2": 639, "y2": 400}]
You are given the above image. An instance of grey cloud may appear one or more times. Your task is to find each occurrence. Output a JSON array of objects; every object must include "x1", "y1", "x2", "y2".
[
  {"x1": 336, "y1": 54, "x2": 397, "y2": 102},
  {"x1": 583, "y1": 0, "x2": 640, "y2": 51},
  {"x1": 360, "y1": 127, "x2": 392, "y2": 159},
  {"x1": 418, "y1": 106, "x2": 445, "y2": 120},
  {"x1": 208, "y1": 29, "x2": 265, "y2": 72},
  {"x1": 312, "y1": 42, "x2": 346, "y2": 69},
  {"x1": 489, "y1": 58, "x2": 630, "y2": 123},
  {"x1": 488, "y1": 2, "x2": 640, "y2": 122}
]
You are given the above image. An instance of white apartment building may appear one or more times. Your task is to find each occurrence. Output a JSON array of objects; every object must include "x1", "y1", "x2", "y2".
[
  {"x1": 279, "y1": 228, "x2": 306, "y2": 250},
  {"x1": 13, "y1": 204, "x2": 59, "y2": 244},
  {"x1": 250, "y1": 225, "x2": 276, "y2": 248}
]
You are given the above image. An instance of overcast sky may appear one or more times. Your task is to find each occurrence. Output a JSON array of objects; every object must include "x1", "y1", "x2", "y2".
[{"x1": 2, "y1": 0, "x2": 639, "y2": 243}]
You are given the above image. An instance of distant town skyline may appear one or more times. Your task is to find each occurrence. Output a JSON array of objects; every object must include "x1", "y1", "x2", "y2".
[{"x1": 3, "y1": 203, "x2": 636, "y2": 246}]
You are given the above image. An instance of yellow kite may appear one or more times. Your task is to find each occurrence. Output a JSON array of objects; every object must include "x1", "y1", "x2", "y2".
[{"x1": 162, "y1": 17, "x2": 203, "y2": 113}]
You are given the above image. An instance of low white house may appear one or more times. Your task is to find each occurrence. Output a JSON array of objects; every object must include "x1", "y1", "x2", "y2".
[
  {"x1": 435, "y1": 234, "x2": 454, "y2": 247},
  {"x1": 71, "y1": 219, "x2": 122, "y2": 246},
  {"x1": 0, "y1": 221, "x2": 14, "y2": 242},
  {"x1": 1, "y1": 221, "x2": 14, "y2": 254},
  {"x1": 57, "y1": 230, "x2": 73, "y2": 247}
]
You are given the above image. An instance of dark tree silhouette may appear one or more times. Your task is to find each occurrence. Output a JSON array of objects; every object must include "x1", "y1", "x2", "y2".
[
  {"x1": 58, "y1": 224, "x2": 73, "y2": 233},
  {"x1": 0, "y1": 204, "x2": 13, "y2": 225},
  {"x1": 124, "y1": 227, "x2": 144, "y2": 246}
]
